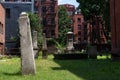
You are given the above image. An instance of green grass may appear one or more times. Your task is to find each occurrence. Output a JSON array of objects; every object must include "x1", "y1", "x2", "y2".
[{"x1": 0, "y1": 55, "x2": 120, "y2": 80}]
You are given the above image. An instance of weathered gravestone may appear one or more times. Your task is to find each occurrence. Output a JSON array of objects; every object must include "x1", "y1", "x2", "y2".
[
  {"x1": 18, "y1": 12, "x2": 36, "y2": 75},
  {"x1": 87, "y1": 46, "x2": 97, "y2": 59},
  {"x1": 66, "y1": 32, "x2": 74, "y2": 53},
  {"x1": 42, "y1": 33, "x2": 48, "y2": 59},
  {"x1": 32, "y1": 31, "x2": 38, "y2": 58}
]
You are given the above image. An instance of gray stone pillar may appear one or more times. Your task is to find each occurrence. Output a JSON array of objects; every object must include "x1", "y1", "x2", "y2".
[
  {"x1": 32, "y1": 31, "x2": 38, "y2": 58},
  {"x1": 18, "y1": 12, "x2": 36, "y2": 75},
  {"x1": 66, "y1": 32, "x2": 74, "y2": 53},
  {"x1": 42, "y1": 33, "x2": 48, "y2": 59}
]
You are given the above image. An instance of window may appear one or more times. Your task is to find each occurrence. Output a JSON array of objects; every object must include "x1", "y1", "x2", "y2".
[
  {"x1": 78, "y1": 18, "x2": 81, "y2": 23},
  {"x1": 50, "y1": 6, "x2": 54, "y2": 12},
  {"x1": 42, "y1": 18, "x2": 47, "y2": 25},
  {"x1": 6, "y1": 8, "x2": 11, "y2": 19},
  {"x1": 43, "y1": 30, "x2": 47, "y2": 35},
  {"x1": 84, "y1": 36, "x2": 87, "y2": 40},
  {"x1": 84, "y1": 31, "x2": 87, "y2": 35},
  {"x1": 78, "y1": 38, "x2": 81, "y2": 41},
  {"x1": 78, "y1": 25, "x2": 81, "y2": 30},
  {"x1": 42, "y1": 6, "x2": 46, "y2": 13},
  {"x1": 84, "y1": 25, "x2": 87, "y2": 29},
  {"x1": 51, "y1": 30, "x2": 55, "y2": 36},
  {"x1": 78, "y1": 31, "x2": 81, "y2": 35},
  {"x1": 50, "y1": 0, "x2": 54, "y2": 2}
]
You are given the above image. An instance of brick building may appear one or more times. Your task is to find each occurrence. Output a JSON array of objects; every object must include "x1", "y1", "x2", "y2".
[
  {"x1": 73, "y1": 12, "x2": 85, "y2": 44},
  {"x1": 38, "y1": 0, "x2": 58, "y2": 38},
  {"x1": 60, "y1": 4, "x2": 107, "y2": 45},
  {"x1": 0, "y1": 4, "x2": 5, "y2": 54}
]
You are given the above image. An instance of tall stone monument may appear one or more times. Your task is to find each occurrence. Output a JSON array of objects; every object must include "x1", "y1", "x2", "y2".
[
  {"x1": 42, "y1": 33, "x2": 48, "y2": 59},
  {"x1": 110, "y1": 0, "x2": 120, "y2": 60},
  {"x1": 18, "y1": 12, "x2": 36, "y2": 75},
  {"x1": 66, "y1": 32, "x2": 74, "y2": 53}
]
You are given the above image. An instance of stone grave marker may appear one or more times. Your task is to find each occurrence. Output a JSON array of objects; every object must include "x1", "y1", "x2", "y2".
[
  {"x1": 87, "y1": 46, "x2": 97, "y2": 59},
  {"x1": 32, "y1": 31, "x2": 38, "y2": 58},
  {"x1": 42, "y1": 33, "x2": 48, "y2": 59},
  {"x1": 18, "y1": 12, "x2": 36, "y2": 75}
]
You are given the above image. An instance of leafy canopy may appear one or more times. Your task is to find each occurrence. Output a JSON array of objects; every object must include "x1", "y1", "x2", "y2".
[
  {"x1": 28, "y1": 12, "x2": 42, "y2": 47},
  {"x1": 76, "y1": 0, "x2": 110, "y2": 43},
  {"x1": 58, "y1": 6, "x2": 72, "y2": 45}
]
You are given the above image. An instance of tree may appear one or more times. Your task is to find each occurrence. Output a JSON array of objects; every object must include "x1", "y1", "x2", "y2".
[
  {"x1": 76, "y1": 0, "x2": 110, "y2": 44},
  {"x1": 77, "y1": 0, "x2": 109, "y2": 21},
  {"x1": 58, "y1": 6, "x2": 72, "y2": 45},
  {"x1": 28, "y1": 12, "x2": 42, "y2": 47}
]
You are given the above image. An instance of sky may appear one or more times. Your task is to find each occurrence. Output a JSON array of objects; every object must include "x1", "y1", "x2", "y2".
[{"x1": 58, "y1": 0, "x2": 79, "y2": 8}]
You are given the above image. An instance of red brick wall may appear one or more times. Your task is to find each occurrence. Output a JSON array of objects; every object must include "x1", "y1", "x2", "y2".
[
  {"x1": 0, "y1": 4, "x2": 5, "y2": 54},
  {"x1": 110, "y1": 0, "x2": 120, "y2": 52},
  {"x1": 38, "y1": 0, "x2": 58, "y2": 38},
  {"x1": 73, "y1": 14, "x2": 84, "y2": 43}
]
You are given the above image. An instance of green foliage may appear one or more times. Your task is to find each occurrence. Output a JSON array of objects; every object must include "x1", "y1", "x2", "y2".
[
  {"x1": 76, "y1": 0, "x2": 110, "y2": 22},
  {"x1": 28, "y1": 12, "x2": 42, "y2": 47},
  {"x1": 54, "y1": 40, "x2": 65, "y2": 54},
  {"x1": 76, "y1": 0, "x2": 110, "y2": 43},
  {"x1": 58, "y1": 6, "x2": 72, "y2": 45}
]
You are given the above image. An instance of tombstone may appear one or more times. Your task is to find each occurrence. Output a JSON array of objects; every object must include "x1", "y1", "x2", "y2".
[
  {"x1": 42, "y1": 33, "x2": 48, "y2": 59},
  {"x1": 110, "y1": 0, "x2": 120, "y2": 60},
  {"x1": 66, "y1": 32, "x2": 74, "y2": 53},
  {"x1": 87, "y1": 46, "x2": 97, "y2": 59},
  {"x1": 18, "y1": 12, "x2": 36, "y2": 75},
  {"x1": 32, "y1": 31, "x2": 38, "y2": 58}
]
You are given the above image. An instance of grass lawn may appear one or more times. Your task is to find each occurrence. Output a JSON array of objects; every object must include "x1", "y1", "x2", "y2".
[{"x1": 0, "y1": 55, "x2": 120, "y2": 80}]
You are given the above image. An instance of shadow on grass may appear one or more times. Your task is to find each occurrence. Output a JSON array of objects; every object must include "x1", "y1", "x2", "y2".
[
  {"x1": 53, "y1": 59, "x2": 120, "y2": 80},
  {"x1": 3, "y1": 71, "x2": 21, "y2": 76},
  {"x1": 52, "y1": 67, "x2": 66, "y2": 70}
]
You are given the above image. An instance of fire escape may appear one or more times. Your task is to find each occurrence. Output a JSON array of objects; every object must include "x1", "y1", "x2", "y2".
[{"x1": 41, "y1": 0, "x2": 57, "y2": 38}]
